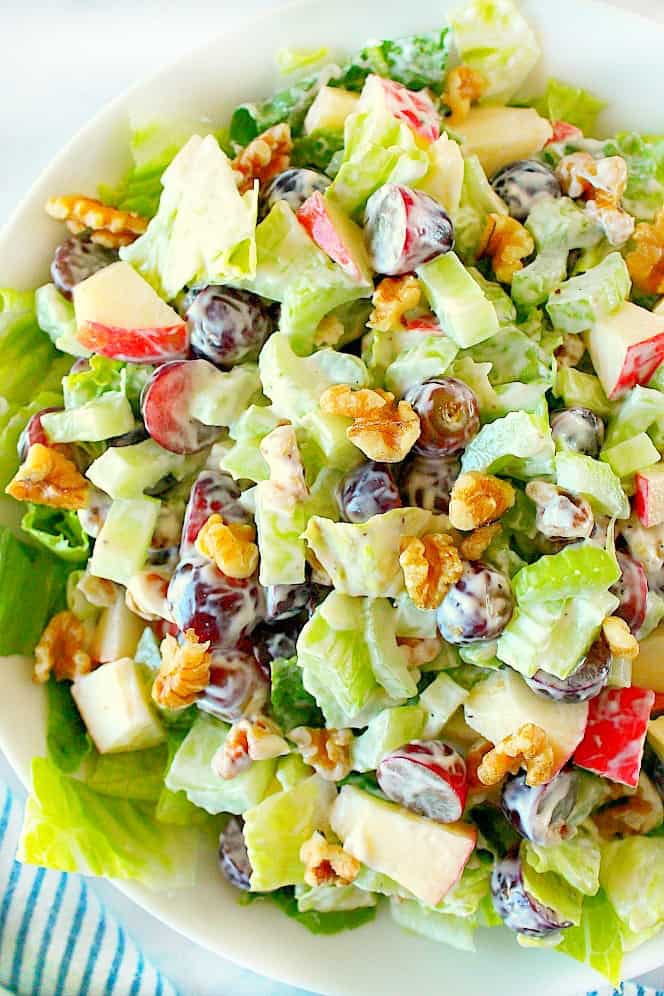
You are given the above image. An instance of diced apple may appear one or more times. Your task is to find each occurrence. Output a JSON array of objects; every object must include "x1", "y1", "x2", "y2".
[
  {"x1": 72, "y1": 657, "x2": 165, "y2": 754},
  {"x1": 330, "y1": 785, "x2": 476, "y2": 907},
  {"x1": 635, "y1": 464, "x2": 664, "y2": 527},
  {"x1": 574, "y1": 686, "x2": 654, "y2": 787},
  {"x1": 453, "y1": 107, "x2": 553, "y2": 177},
  {"x1": 417, "y1": 133, "x2": 465, "y2": 215},
  {"x1": 632, "y1": 627, "x2": 664, "y2": 692},
  {"x1": 73, "y1": 261, "x2": 188, "y2": 362},
  {"x1": 91, "y1": 594, "x2": 146, "y2": 663},
  {"x1": 547, "y1": 121, "x2": 583, "y2": 145},
  {"x1": 359, "y1": 74, "x2": 441, "y2": 144},
  {"x1": 464, "y1": 667, "x2": 588, "y2": 773},
  {"x1": 304, "y1": 86, "x2": 359, "y2": 134},
  {"x1": 586, "y1": 302, "x2": 664, "y2": 400},
  {"x1": 297, "y1": 192, "x2": 372, "y2": 282}
]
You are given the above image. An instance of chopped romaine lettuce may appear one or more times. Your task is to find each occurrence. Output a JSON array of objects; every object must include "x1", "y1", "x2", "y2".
[
  {"x1": 62, "y1": 354, "x2": 153, "y2": 416},
  {"x1": 557, "y1": 890, "x2": 623, "y2": 986},
  {"x1": 530, "y1": 78, "x2": 605, "y2": 134},
  {"x1": 351, "y1": 705, "x2": 426, "y2": 772},
  {"x1": 270, "y1": 656, "x2": 325, "y2": 732},
  {"x1": 555, "y1": 451, "x2": 630, "y2": 518},
  {"x1": 292, "y1": 129, "x2": 345, "y2": 173},
  {"x1": 603, "y1": 132, "x2": 664, "y2": 222},
  {"x1": 46, "y1": 678, "x2": 91, "y2": 774},
  {"x1": 244, "y1": 885, "x2": 376, "y2": 933},
  {"x1": 453, "y1": 156, "x2": 509, "y2": 262},
  {"x1": 229, "y1": 71, "x2": 325, "y2": 145},
  {"x1": 390, "y1": 899, "x2": 476, "y2": 950},
  {"x1": 461, "y1": 408, "x2": 555, "y2": 479},
  {"x1": 466, "y1": 324, "x2": 554, "y2": 387},
  {"x1": 276, "y1": 47, "x2": 329, "y2": 75},
  {"x1": 332, "y1": 29, "x2": 450, "y2": 93},
  {"x1": 435, "y1": 852, "x2": 492, "y2": 918},
  {"x1": 600, "y1": 837, "x2": 664, "y2": 935},
  {"x1": 521, "y1": 850, "x2": 583, "y2": 926},
  {"x1": 35, "y1": 283, "x2": 89, "y2": 358},
  {"x1": 524, "y1": 830, "x2": 601, "y2": 897},
  {"x1": 0, "y1": 527, "x2": 68, "y2": 657},
  {"x1": 87, "y1": 745, "x2": 168, "y2": 802},
  {"x1": 21, "y1": 504, "x2": 90, "y2": 563}
]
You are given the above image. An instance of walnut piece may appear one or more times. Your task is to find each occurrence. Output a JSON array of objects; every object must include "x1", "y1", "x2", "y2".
[
  {"x1": 195, "y1": 513, "x2": 259, "y2": 580},
  {"x1": 556, "y1": 153, "x2": 635, "y2": 246},
  {"x1": 443, "y1": 66, "x2": 487, "y2": 125},
  {"x1": 212, "y1": 715, "x2": 289, "y2": 780},
  {"x1": 233, "y1": 123, "x2": 293, "y2": 193},
  {"x1": 459, "y1": 523, "x2": 501, "y2": 561},
  {"x1": 397, "y1": 636, "x2": 443, "y2": 668},
  {"x1": 300, "y1": 831, "x2": 360, "y2": 888},
  {"x1": 602, "y1": 616, "x2": 640, "y2": 660},
  {"x1": 368, "y1": 276, "x2": 421, "y2": 332},
  {"x1": 399, "y1": 533, "x2": 464, "y2": 610},
  {"x1": 289, "y1": 726, "x2": 353, "y2": 781},
  {"x1": 448, "y1": 471, "x2": 515, "y2": 531},
  {"x1": 152, "y1": 629, "x2": 211, "y2": 710},
  {"x1": 594, "y1": 772, "x2": 663, "y2": 838},
  {"x1": 125, "y1": 567, "x2": 174, "y2": 622},
  {"x1": 45, "y1": 194, "x2": 147, "y2": 248},
  {"x1": 33, "y1": 611, "x2": 94, "y2": 684},
  {"x1": 626, "y1": 208, "x2": 664, "y2": 294},
  {"x1": 478, "y1": 214, "x2": 534, "y2": 283},
  {"x1": 555, "y1": 332, "x2": 586, "y2": 369},
  {"x1": 466, "y1": 738, "x2": 494, "y2": 790},
  {"x1": 6, "y1": 444, "x2": 89, "y2": 509},
  {"x1": 319, "y1": 385, "x2": 420, "y2": 463},
  {"x1": 477, "y1": 724, "x2": 555, "y2": 787}
]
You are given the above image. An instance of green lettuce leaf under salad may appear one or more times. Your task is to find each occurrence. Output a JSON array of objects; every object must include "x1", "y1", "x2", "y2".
[{"x1": 3, "y1": 0, "x2": 664, "y2": 978}]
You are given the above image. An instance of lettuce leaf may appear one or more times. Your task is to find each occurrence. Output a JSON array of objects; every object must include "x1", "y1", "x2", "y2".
[
  {"x1": 62, "y1": 354, "x2": 153, "y2": 416},
  {"x1": 600, "y1": 837, "x2": 664, "y2": 935},
  {"x1": 390, "y1": 898, "x2": 476, "y2": 950},
  {"x1": 524, "y1": 830, "x2": 601, "y2": 897},
  {"x1": 45, "y1": 678, "x2": 91, "y2": 774},
  {"x1": 270, "y1": 656, "x2": 325, "y2": 732},
  {"x1": 243, "y1": 886, "x2": 376, "y2": 933},
  {"x1": 229, "y1": 72, "x2": 324, "y2": 145},
  {"x1": 291, "y1": 129, "x2": 345, "y2": 172},
  {"x1": 0, "y1": 527, "x2": 69, "y2": 657},
  {"x1": 332, "y1": 28, "x2": 450, "y2": 93},
  {"x1": 603, "y1": 132, "x2": 664, "y2": 222},
  {"x1": 20, "y1": 504, "x2": 90, "y2": 563},
  {"x1": 87, "y1": 745, "x2": 168, "y2": 802},
  {"x1": 556, "y1": 890, "x2": 623, "y2": 985},
  {"x1": 461, "y1": 408, "x2": 555, "y2": 479},
  {"x1": 530, "y1": 79, "x2": 605, "y2": 134}
]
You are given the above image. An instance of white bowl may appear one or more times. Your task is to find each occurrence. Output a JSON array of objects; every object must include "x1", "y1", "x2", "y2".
[{"x1": 1, "y1": 0, "x2": 664, "y2": 992}]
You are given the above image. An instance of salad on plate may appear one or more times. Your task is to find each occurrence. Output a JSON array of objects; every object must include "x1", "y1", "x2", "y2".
[{"x1": 2, "y1": 0, "x2": 664, "y2": 982}]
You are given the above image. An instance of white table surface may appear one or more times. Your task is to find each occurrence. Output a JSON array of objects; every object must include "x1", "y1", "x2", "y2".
[{"x1": 2, "y1": 1, "x2": 664, "y2": 993}]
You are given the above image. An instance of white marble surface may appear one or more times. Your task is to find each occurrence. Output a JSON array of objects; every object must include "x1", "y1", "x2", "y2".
[{"x1": 1, "y1": 1, "x2": 664, "y2": 993}]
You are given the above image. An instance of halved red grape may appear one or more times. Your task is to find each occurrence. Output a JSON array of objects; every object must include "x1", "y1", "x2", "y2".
[
  {"x1": 17, "y1": 407, "x2": 64, "y2": 461},
  {"x1": 337, "y1": 461, "x2": 402, "y2": 523},
  {"x1": 501, "y1": 770, "x2": 580, "y2": 846},
  {"x1": 167, "y1": 558, "x2": 264, "y2": 649},
  {"x1": 399, "y1": 453, "x2": 460, "y2": 513},
  {"x1": 525, "y1": 481, "x2": 594, "y2": 541},
  {"x1": 199, "y1": 648, "x2": 268, "y2": 722},
  {"x1": 141, "y1": 360, "x2": 223, "y2": 454},
  {"x1": 180, "y1": 470, "x2": 249, "y2": 558},
  {"x1": 260, "y1": 167, "x2": 331, "y2": 219},
  {"x1": 251, "y1": 618, "x2": 303, "y2": 673},
  {"x1": 51, "y1": 236, "x2": 117, "y2": 300},
  {"x1": 550, "y1": 407, "x2": 605, "y2": 458},
  {"x1": 219, "y1": 816, "x2": 252, "y2": 890},
  {"x1": 491, "y1": 852, "x2": 572, "y2": 937},
  {"x1": 525, "y1": 636, "x2": 610, "y2": 703},
  {"x1": 405, "y1": 378, "x2": 480, "y2": 456},
  {"x1": 437, "y1": 562, "x2": 513, "y2": 644},
  {"x1": 364, "y1": 184, "x2": 454, "y2": 276},
  {"x1": 490, "y1": 160, "x2": 561, "y2": 223},
  {"x1": 377, "y1": 740, "x2": 468, "y2": 823},
  {"x1": 265, "y1": 582, "x2": 314, "y2": 622},
  {"x1": 611, "y1": 550, "x2": 648, "y2": 633},
  {"x1": 185, "y1": 286, "x2": 274, "y2": 368}
]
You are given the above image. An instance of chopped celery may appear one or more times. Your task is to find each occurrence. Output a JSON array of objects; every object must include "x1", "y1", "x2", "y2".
[
  {"x1": 41, "y1": 393, "x2": 135, "y2": 443},
  {"x1": 461, "y1": 409, "x2": 555, "y2": 479},
  {"x1": 555, "y1": 451, "x2": 630, "y2": 517},
  {"x1": 89, "y1": 496, "x2": 160, "y2": 584},
  {"x1": 511, "y1": 250, "x2": 568, "y2": 310},
  {"x1": 417, "y1": 252, "x2": 499, "y2": 348},
  {"x1": 351, "y1": 705, "x2": 426, "y2": 772},
  {"x1": 513, "y1": 544, "x2": 620, "y2": 604},
  {"x1": 553, "y1": 367, "x2": 613, "y2": 418},
  {"x1": 600, "y1": 434, "x2": 660, "y2": 479},
  {"x1": 546, "y1": 253, "x2": 631, "y2": 333},
  {"x1": 87, "y1": 439, "x2": 201, "y2": 498}
]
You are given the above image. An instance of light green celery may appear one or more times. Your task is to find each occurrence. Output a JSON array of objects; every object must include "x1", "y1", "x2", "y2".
[
  {"x1": 384, "y1": 335, "x2": 458, "y2": 397},
  {"x1": 35, "y1": 284, "x2": 90, "y2": 358},
  {"x1": 458, "y1": 641, "x2": 502, "y2": 670},
  {"x1": 467, "y1": 268, "x2": 517, "y2": 325},
  {"x1": 86, "y1": 439, "x2": 202, "y2": 499},
  {"x1": 461, "y1": 408, "x2": 555, "y2": 479},
  {"x1": 489, "y1": 382, "x2": 550, "y2": 420},
  {"x1": 390, "y1": 899, "x2": 476, "y2": 950},
  {"x1": 604, "y1": 385, "x2": 664, "y2": 447},
  {"x1": 511, "y1": 250, "x2": 568, "y2": 310},
  {"x1": 89, "y1": 496, "x2": 160, "y2": 584},
  {"x1": 601, "y1": 434, "x2": 660, "y2": 479},
  {"x1": 453, "y1": 156, "x2": 509, "y2": 261},
  {"x1": 221, "y1": 405, "x2": 281, "y2": 483},
  {"x1": 530, "y1": 78, "x2": 606, "y2": 134},
  {"x1": 553, "y1": 367, "x2": 612, "y2": 418},
  {"x1": 393, "y1": 594, "x2": 438, "y2": 638},
  {"x1": 417, "y1": 252, "x2": 499, "y2": 348},
  {"x1": 513, "y1": 544, "x2": 620, "y2": 604},
  {"x1": 351, "y1": 705, "x2": 425, "y2": 772},
  {"x1": 524, "y1": 831, "x2": 601, "y2": 897},
  {"x1": 555, "y1": 451, "x2": 630, "y2": 517},
  {"x1": 188, "y1": 364, "x2": 260, "y2": 427},
  {"x1": 467, "y1": 324, "x2": 554, "y2": 386},
  {"x1": 42, "y1": 393, "x2": 134, "y2": 443},
  {"x1": 419, "y1": 673, "x2": 468, "y2": 738},
  {"x1": 637, "y1": 591, "x2": 664, "y2": 640},
  {"x1": 254, "y1": 487, "x2": 307, "y2": 586},
  {"x1": 557, "y1": 890, "x2": 623, "y2": 986},
  {"x1": 526, "y1": 197, "x2": 603, "y2": 252},
  {"x1": 546, "y1": 253, "x2": 631, "y2": 333}
]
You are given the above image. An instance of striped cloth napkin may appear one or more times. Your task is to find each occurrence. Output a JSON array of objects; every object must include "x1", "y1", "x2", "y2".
[{"x1": 0, "y1": 778, "x2": 661, "y2": 996}]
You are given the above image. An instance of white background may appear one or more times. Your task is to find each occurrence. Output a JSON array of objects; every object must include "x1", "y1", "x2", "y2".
[{"x1": 1, "y1": 1, "x2": 664, "y2": 993}]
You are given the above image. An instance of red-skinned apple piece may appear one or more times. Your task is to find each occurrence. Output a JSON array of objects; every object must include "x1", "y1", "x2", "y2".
[
  {"x1": 547, "y1": 121, "x2": 583, "y2": 145},
  {"x1": 141, "y1": 360, "x2": 222, "y2": 454},
  {"x1": 73, "y1": 261, "x2": 188, "y2": 363},
  {"x1": 635, "y1": 464, "x2": 664, "y2": 527},
  {"x1": 574, "y1": 685, "x2": 655, "y2": 787},
  {"x1": 296, "y1": 192, "x2": 372, "y2": 283},
  {"x1": 586, "y1": 302, "x2": 664, "y2": 400},
  {"x1": 360, "y1": 74, "x2": 441, "y2": 144}
]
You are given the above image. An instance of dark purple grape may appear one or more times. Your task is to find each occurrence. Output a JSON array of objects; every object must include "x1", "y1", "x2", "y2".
[
  {"x1": 610, "y1": 550, "x2": 648, "y2": 633},
  {"x1": 265, "y1": 583, "x2": 312, "y2": 622},
  {"x1": 399, "y1": 453, "x2": 460, "y2": 513},
  {"x1": 405, "y1": 378, "x2": 480, "y2": 456},
  {"x1": 643, "y1": 742, "x2": 664, "y2": 800},
  {"x1": 17, "y1": 406, "x2": 63, "y2": 461},
  {"x1": 50, "y1": 236, "x2": 118, "y2": 300},
  {"x1": 108, "y1": 425, "x2": 149, "y2": 448},
  {"x1": 550, "y1": 407, "x2": 605, "y2": 458},
  {"x1": 219, "y1": 816, "x2": 252, "y2": 890},
  {"x1": 364, "y1": 184, "x2": 454, "y2": 275},
  {"x1": 185, "y1": 286, "x2": 274, "y2": 368},
  {"x1": 260, "y1": 167, "x2": 331, "y2": 219},
  {"x1": 167, "y1": 558, "x2": 264, "y2": 649},
  {"x1": 525, "y1": 636, "x2": 610, "y2": 703},
  {"x1": 437, "y1": 562, "x2": 513, "y2": 644},
  {"x1": 180, "y1": 470, "x2": 249, "y2": 558},
  {"x1": 491, "y1": 852, "x2": 572, "y2": 937},
  {"x1": 525, "y1": 481, "x2": 594, "y2": 541},
  {"x1": 251, "y1": 617, "x2": 304, "y2": 672},
  {"x1": 199, "y1": 648, "x2": 268, "y2": 722},
  {"x1": 501, "y1": 770, "x2": 580, "y2": 847},
  {"x1": 490, "y1": 160, "x2": 561, "y2": 222},
  {"x1": 337, "y1": 461, "x2": 402, "y2": 523}
]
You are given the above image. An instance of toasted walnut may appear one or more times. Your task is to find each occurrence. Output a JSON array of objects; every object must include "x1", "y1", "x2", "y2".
[
  {"x1": 399, "y1": 533, "x2": 464, "y2": 610},
  {"x1": 477, "y1": 214, "x2": 534, "y2": 284},
  {"x1": 556, "y1": 153, "x2": 635, "y2": 246},
  {"x1": 555, "y1": 333, "x2": 586, "y2": 369},
  {"x1": 314, "y1": 314, "x2": 345, "y2": 347},
  {"x1": 233, "y1": 123, "x2": 292, "y2": 193},
  {"x1": 45, "y1": 194, "x2": 147, "y2": 248},
  {"x1": 33, "y1": 611, "x2": 93, "y2": 684},
  {"x1": 397, "y1": 636, "x2": 443, "y2": 668},
  {"x1": 594, "y1": 772, "x2": 663, "y2": 838},
  {"x1": 125, "y1": 567, "x2": 174, "y2": 622},
  {"x1": 477, "y1": 723, "x2": 555, "y2": 788},
  {"x1": 6, "y1": 444, "x2": 88, "y2": 509},
  {"x1": 602, "y1": 616, "x2": 640, "y2": 660},
  {"x1": 466, "y1": 738, "x2": 494, "y2": 789},
  {"x1": 300, "y1": 831, "x2": 360, "y2": 888},
  {"x1": 368, "y1": 276, "x2": 422, "y2": 332},
  {"x1": 443, "y1": 66, "x2": 487, "y2": 125},
  {"x1": 459, "y1": 523, "x2": 501, "y2": 561},
  {"x1": 212, "y1": 715, "x2": 290, "y2": 780},
  {"x1": 626, "y1": 208, "x2": 664, "y2": 294},
  {"x1": 319, "y1": 385, "x2": 420, "y2": 463},
  {"x1": 195, "y1": 513, "x2": 259, "y2": 580},
  {"x1": 449, "y1": 471, "x2": 515, "y2": 531},
  {"x1": 152, "y1": 629, "x2": 211, "y2": 710},
  {"x1": 289, "y1": 726, "x2": 353, "y2": 781}
]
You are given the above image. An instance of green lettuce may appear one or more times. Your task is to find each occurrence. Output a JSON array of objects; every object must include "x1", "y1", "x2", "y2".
[
  {"x1": 276, "y1": 47, "x2": 329, "y2": 75},
  {"x1": 390, "y1": 898, "x2": 475, "y2": 950},
  {"x1": 351, "y1": 705, "x2": 426, "y2": 772},
  {"x1": 332, "y1": 28, "x2": 450, "y2": 93},
  {"x1": 270, "y1": 656, "x2": 325, "y2": 731},
  {"x1": 0, "y1": 527, "x2": 69, "y2": 657},
  {"x1": 461, "y1": 408, "x2": 555, "y2": 479},
  {"x1": 384, "y1": 335, "x2": 458, "y2": 397},
  {"x1": 244, "y1": 886, "x2": 376, "y2": 934},
  {"x1": 600, "y1": 837, "x2": 664, "y2": 936},
  {"x1": 45, "y1": 678, "x2": 91, "y2": 774},
  {"x1": 466, "y1": 324, "x2": 555, "y2": 386},
  {"x1": 291, "y1": 130, "x2": 345, "y2": 173},
  {"x1": 229, "y1": 72, "x2": 324, "y2": 145},
  {"x1": 220, "y1": 404, "x2": 282, "y2": 483},
  {"x1": 524, "y1": 831, "x2": 601, "y2": 897},
  {"x1": 521, "y1": 851, "x2": 583, "y2": 926},
  {"x1": 452, "y1": 156, "x2": 509, "y2": 262},
  {"x1": 87, "y1": 745, "x2": 168, "y2": 802},
  {"x1": 35, "y1": 284, "x2": 89, "y2": 358},
  {"x1": 557, "y1": 890, "x2": 623, "y2": 985},
  {"x1": 603, "y1": 132, "x2": 664, "y2": 222},
  {"x1": 20, "y1": 505, "x2": 90, "y2": 563},
  {"x1": 530, "y1": 78, "x2": 605, "y2": 134},
  {"x1": 62, "y1": 354, "x2": 153, "y2": 416}
]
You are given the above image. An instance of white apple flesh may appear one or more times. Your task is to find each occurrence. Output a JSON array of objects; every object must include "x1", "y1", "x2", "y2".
[
  {"x1": 297, "y1": 192, "x2": 372, "y2": 283},
  {"x1": 635, "y1": 464, "x2": 664, "y2": 527},
  {"x1": 72, "y1": 656, "x2": 165, "y2": 754},
  {"x1": 586, "y1": 302, "x2": 664, "y2": 400}
]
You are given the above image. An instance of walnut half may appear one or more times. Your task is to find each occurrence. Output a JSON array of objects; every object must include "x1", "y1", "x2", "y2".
[
  {"x1": 6, "y1": 444, "x2": 88, "y2": 509},
  {"x1": 399, "y1": 533, "x2": 463, "y2": 610},
  {"x1": 319, "y1": 385, "x2": 420, "y2": 463},
  {"x1": 477, "y1": 723, "x2": 555, "y2": 787},
  {"x1": 300, "y1": 832, "x2": 360, "y2": 887},
  {"x1": 33, "y1": 611, "x2": 94, "y2": 685},
  {"x1": 289, "y1": 726, "x2": 353, "y2": 781},
  {"x1": 448, "y1": 471, "x2": 515, "y2": 531},
  {"x1": 152, "y1": 629, "x2": 211, "y2": 710}
]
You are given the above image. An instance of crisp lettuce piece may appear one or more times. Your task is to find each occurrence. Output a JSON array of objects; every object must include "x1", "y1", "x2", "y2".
[
  {"x1": 530, "y1": 79, "x2": 605, "y2": 134},
  {"x1": 511, "y1": 250, "x2": 568, "y2": 310},
  {"x1": 35, "y1": 283, "x2": 90, "y2": 358},
  {"x1": 0, "y1": 388, "x2": 65, "y2": 489},
  {"x1": 546, "y1": 253, "x2": 631, "y2": 333},
  {"x1": 292, "y1": 129, "x2": 345, "y2": 173},
  {"x1": 468, "y1": 268, "x2": 517, "y2": 325},
  {"x1": 603, "y1": 132, "x2": 664, "y2": 222},
  {"x1": 46, "y1": 678, "x2": 91, "y2": 774},
  {"x1": 243, "y1": 775, "x2": 336, "y2": 890},
  {"x1": 0, "y1": 527, "x2": 68, "y2": 657},
  {"x1": 165, "y1": 714, "x2": 276, "y2": 814},
  {"x1": 605, "y1": 385, "x2": 664, "y2": 447},
  {"x1": 21, "y1": 505, "x2": 89, "y2": 563},
  {"x1": 417, "y1": 252, "x2": 500, "y2": 348},
  {"x1": 600, "y1": 837, "x2": 664, "y2": 935},
  {"x1": 393, "y1": 593, "x2": 439, "y2": 639},
  {"x1": 276, "y1": 753, "x2": 313, "y2": 792},
  {"x1": 18, "y1": 757, "x2": 199, "y2": 889},
  {"x1": 553, "y1": 367, "x2": 612, "y2": 418},
  {"x1": 436, "y1": 852, "x2": 492, "y2": 918},
  {"x1": 556, "y1": 890, "x2": 623, "y2": 986},
  {"x1": 0, "y1": 290, "x2": 67, "y2": 408},
  {"x1": 332, "y1": 28, "x2": 450, "y2": 94},
  {"x1": 296, "y1": 883, "x2": 376, "y2": 913},
  {"x1": 276, "y1": 47, "x2": 329, "y2": 75},
  {"x1": 304, "y1": 508, "x2": 443, "y2": 598},
  {"x1": 121, "y1": 134, "x2": 258, "y2": 298},
  {"x1": 452, "y1": 156, "x2": 509, "y2": 261},
  {"x1": 384, "y1": 335, "x2": 458, "y2": 397},
  {"x1": 42, "y1": 392, "x2": 134, "y2": 443},
  {"x1": 490, "y1": 381, "x2": 550, "y2": 420},
  {"x1": 513, "y1": 544, "x2": 620, "y2": 604},
  {"x1": 351, "y1": 705, "x2": 426, "y2": 772},
  {"x1": 62, "y1": 354, "x2": 152, "y2": 416},
  {"x1": 555, "y1": 451, "x2": 630, "y2": 518},
  {"x1": 270, "y1": 656, "x2": 324, "y2": 732},
  {"x1": 526, "y1": 196, "x2": 603, "y2": 252},
  {"x1": 246, "y1": 885, "x2": 376, "y2": 933},
  {"x1": 87, "y1": 745, "x2": 168, "y2": 802},
  {"x1": 221, "y1": 404, "x2": 282, "y2": 483},
  {"x1": 601, "y1": 433, "x2": 660, "y2": 479},
  {"x1": 229, "y1": 71, "x2": 324, "y2": 145},
  {"x1": 461, "y1": 408, "x2": 555, "y2": 479},
  {"x1": 390, "y1": 899, "x2": 475, "y2": 950},
  {"x1": 521, "y1": 850, "x2": 583, "y2": 926},
  {"x1": 524, "y1": 831, "x2": 601, "y2": 897},
  {"x1": 449, "y1": 0, "x2": 540, "y2": 104}
]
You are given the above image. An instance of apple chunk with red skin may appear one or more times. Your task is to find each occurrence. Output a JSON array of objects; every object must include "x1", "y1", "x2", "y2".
[
  {"x1": 635, "y1": 464, "x2": 664, "y2": 527},
  {"x1": 574, "y1": 686, "x2": 654, "y2": 788},
  {"x1": 296, "y1": 192, "x2": 372, "y2": 283},
  {"x1": 73, "y1": 260, "x2": 188, "y2": 363},
  {"x1": 586, "y1": 302, "x2": 664, "y2": 400}
]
